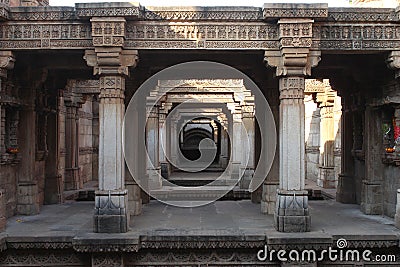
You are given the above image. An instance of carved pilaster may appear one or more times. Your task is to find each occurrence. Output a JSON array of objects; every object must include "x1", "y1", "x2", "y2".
[
  {"x1": 85, "y1": 16, "x2": 138, "y2": 233},
  {"x1": 64, "y1": 90, "x2": 84, "y2": 190}
]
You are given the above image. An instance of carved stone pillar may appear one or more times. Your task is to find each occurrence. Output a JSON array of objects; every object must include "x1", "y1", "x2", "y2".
[
  {"x1": 317, "y1": 89, "x2": 336, "y2": 188},
  {"x1": 64, "y1": 92, "x2": 83, "y2": 190},
  {"x1": 262, "y1": 103, "x2": 280, "y2": 214},
  {"x1": 336, "y1": 97, "x2": 356, "y2": 203},
  {"x1": 361, "y1": 106, "x2": 384, "y2": 215},
  {"x1": 158, "y1": 108, "x2": 169, "y2": 179},
  {"x1": 265, "y1": 15, "x2": 321, "y2": 232},
  {"x1": 230, "y1": 108, "x2": 243, "y2": 180},
  {"x1": 85, "y1": 16, "x2": 138, "y2": 233},
  {"x1": 242, "y1": 103, "x2": 255, "y2": 190},
  {"x1": 0, "y1": 51, "x2": 15, "y2": 155},
  {"x1": 146, "y1": 105, "x2": 161, "y2": 189}
]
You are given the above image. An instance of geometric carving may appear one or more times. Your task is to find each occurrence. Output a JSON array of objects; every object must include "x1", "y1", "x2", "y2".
[
  {"x1": 91, "y1": 17, "x2": 125, "y2": 47},
  {"x1": 279, "y1": 77, "x2": 305, "y2": 99},
  {"x1": 263, "y1": 3, "x2": 328, "y2": 19},
  {"x1": 144, "y1": 6, "x2": 263, "y2": 20},
  {"x1": 387, "y1": 50, "x2": 400, "y2": 79},
  {"x1": 305, "y1": 79, "x2": 329, "y2": 93},
  {"x1": 76, "y1": 2, "x2": 140, "y2": 18}
]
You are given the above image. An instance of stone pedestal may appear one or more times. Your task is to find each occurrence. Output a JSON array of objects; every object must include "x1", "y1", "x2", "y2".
[
  {"x1": 318, "y1": 166, "x2": 335, "y2": 188},
  {"x1": 94, "y1": 190, "x2": 128, "y2": 233},
  {"x1": 361, "y1": 181, "x2": 383, "y2": 215},
  {"x1": 16, "y1": 182, "x2": 39, "y2": 215},
  {"x1": 261, "y1": 181, "x2": 279, "y2": 214},
  {"x1": 336, "y1": 173, "x2": 356, "y2": 203},
  {"x1": 275, "y1": 190, "x2": 310, "y2": 232}
]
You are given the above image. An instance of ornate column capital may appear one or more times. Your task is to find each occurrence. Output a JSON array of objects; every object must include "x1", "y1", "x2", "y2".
[
  {"x1": 84, "y1": 16, "x2": 139, "y2": 76},
  {"x1": 386, "y1": 51, "x2": 400, "y2": 79},
  {"x1": 264, "y1": 18, "x2": 321, "y2": 77},
  {"x1": 0, "y1": 51, "x2": 15, "y2": 79},
  {"x1": 84, "y1": 49, "x2": 138, "y2": 77}
]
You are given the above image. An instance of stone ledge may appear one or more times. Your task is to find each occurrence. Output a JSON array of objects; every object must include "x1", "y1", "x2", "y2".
[{"x1": 72, "y1": 234, "x2": 139, "y2": 252}]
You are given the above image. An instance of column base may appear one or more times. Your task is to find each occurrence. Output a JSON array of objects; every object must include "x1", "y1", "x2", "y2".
[
  {"x1": 240, "y1": 168, "x2": 253, "y2": 190},
  {"x1": 125, "y1": 181, "x2": 142, "y2": 216},
  {"x1": 230, "y1": 162, "x2": 241, "y2": 180},
  {"x1": 261, "y1": 181, "x2": 279, "y2": 214},
  {"x1": 160, "y1": 162, "x2": 170, "y2": 179},
  {"x1": 274, "y1": 190, "x2": 310, "y2": 232},
  {"x1": 360, "y1": 180, "x2": 382, "y2": 215},
  {"x1": 148, "y1": 168, "x2": 162, "y2": 190},
  {"x1": 317, "y1": 166, "x2": 336, "y2": 189},
  {"x1": 17, "y1": 182, "x2": 40, "y2": 215},
  {"x1": 336, "y1": 174, "x2": 356, "y2": 204},
  {"x1": 94, "y1": 190, "x2": 129, "y2": 233}
]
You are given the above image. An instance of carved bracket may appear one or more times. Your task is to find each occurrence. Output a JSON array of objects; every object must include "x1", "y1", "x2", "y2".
[
  {"x1": 264, "y1": 18, "x2": 321, "y2": 77},
  {"x1": 0, "y1": 51, "x2": 15, "y2": 79},
  {"x1": 387, "y1": 51, "x2": 400, "y2": 79},
  {"x1": 84, "y1": 49, "x2": 138, "y2": 76}
]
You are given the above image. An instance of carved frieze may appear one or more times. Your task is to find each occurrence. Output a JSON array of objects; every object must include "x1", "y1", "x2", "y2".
[
  {"x1": 0, "y1": 6, "x2": 397, "y2": 51},
  {"x1": 9, "y1": 7, "x2": 75, "y2": 21},
  {"x1": 144, "y1": 7, "x2": 262, "y2": 21},
  {"x1": 263, "y1": 3, "x2": 328, "y2": 19},
  {"x1": 313, "y1": 23, "x2": 400, "y2": 50},
  {"x1": 75, "y1": 3, "x2": 140, "y2": 18},
  {"x1": 0, "y1": 23, "x2": 92, "y2": 49},
  {"x1": 91, "y1": 17, "x2": 125, "y2": 47},
  {"x1": 327, "y1": 8, "x2": 397, "y2": 22}
]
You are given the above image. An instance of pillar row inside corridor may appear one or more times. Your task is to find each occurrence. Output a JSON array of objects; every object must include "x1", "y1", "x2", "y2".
[
  {"x1": 265, "y1": 16, "x2": 322, "y2": 232},
  {"x1": 84, "y1": 16, "x2": 139, "y2": 233}
]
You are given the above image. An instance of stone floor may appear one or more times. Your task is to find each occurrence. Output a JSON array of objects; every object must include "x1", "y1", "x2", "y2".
[{"x1": 4, "y1": 199, "x2": 399, "y2": 239}]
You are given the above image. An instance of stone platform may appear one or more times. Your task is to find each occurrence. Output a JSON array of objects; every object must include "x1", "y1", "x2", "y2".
[{"x1": 1, "y1": 200, "x2": 400, "y2": 266}]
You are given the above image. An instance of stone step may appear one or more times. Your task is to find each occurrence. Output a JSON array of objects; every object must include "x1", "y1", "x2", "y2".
[{"x1": 150, "y1": 185, "x2": 250, "y2": 201}]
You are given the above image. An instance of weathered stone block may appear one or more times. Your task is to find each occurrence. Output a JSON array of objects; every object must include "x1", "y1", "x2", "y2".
[
  {"x1": 274, "y1": 190, "x2": 310, "y2": 232},
  {"x1": 94, "y1": 190, "x2": 129, "y2": 233},
  {"x1": 94, "y1": 214, "x2": 128, "y2": 233}
]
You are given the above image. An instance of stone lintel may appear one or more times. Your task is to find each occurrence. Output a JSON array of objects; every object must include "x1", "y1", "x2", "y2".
[
  {"x1": 263, "y1": 3, "x2": 328, "y2": 19},
  {"x1": 76, "y1": 2, "x2": 141, "y2": 19}
]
